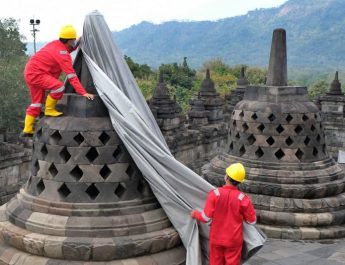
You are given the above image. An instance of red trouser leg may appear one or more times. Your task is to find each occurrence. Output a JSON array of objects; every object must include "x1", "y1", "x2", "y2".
[
  {"x1": 209, "y1": 244, "x2": 225, "y2": 265},
  {"x1": 224, "y1": 246, "x2": 242, "y2": 265},
  {"x1": 25, "y1": 72, "x2": 65, "y2": 101},
  {"x1": 25, "y1": 73, "x2": 65, "y2": 117},
  {"x1": 209, "y1": 244, "x2": 242, "y2": 265},
  {"x1": 25, "y1": 83, "x2": 44, "y2": 117},
  {"x1": 41, "y1": 75, "x2": 65, "y2": 100}
]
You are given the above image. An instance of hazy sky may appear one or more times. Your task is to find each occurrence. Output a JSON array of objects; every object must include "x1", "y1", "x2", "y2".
[{"x1": 0, "y1": 0, "x2": 287, "y2": 42}]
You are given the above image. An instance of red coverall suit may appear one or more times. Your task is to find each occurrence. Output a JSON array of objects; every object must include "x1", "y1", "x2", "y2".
[
  {"x1": 193, "y1": 185, "x2": 256, "y2": 265},
  {"x1": 24, "y1": 40, "x2": 87, "y2": 117}
]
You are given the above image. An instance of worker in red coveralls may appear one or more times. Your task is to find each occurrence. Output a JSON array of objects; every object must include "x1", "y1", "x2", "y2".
[
  {"x1": 22, "y1": 25, "x2": 95, "y2": 136},
  {"x1": 191, "y1": 163, "x2": 256, "y2": 265}
]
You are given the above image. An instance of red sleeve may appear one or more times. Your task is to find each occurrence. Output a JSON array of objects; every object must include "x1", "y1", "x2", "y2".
[
  {"x1": 241, "y1": 195, "x2": 256, "y2": 224},
  {"x1": 192, "y1": 210, "x2": 208, "y2": 223},
  {"x1": 192, "y1": 189, "x2": 218, "y2": 223},
  {"x1": 203, "y1": 190, "x2": 218, "y2": 219},
  {"x1": 56, "y1": 50, "x2": 87, "y2": 95}
]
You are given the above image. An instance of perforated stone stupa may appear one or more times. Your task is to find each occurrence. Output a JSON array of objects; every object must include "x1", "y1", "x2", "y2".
[
  {"x1": 203, "y1": 28, "x2": 345, "y2": 240},
  {"x1": 319, "y1": 72, "x2": 345, "y2": 159},
  {"x1": 0, "y1": 54, "x2": 185, "y2": 263}
]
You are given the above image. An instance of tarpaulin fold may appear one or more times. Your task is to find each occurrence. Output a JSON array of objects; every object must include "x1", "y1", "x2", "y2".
[{"x1": 80, "y1": 10, "x2": 266, "y2": 265}]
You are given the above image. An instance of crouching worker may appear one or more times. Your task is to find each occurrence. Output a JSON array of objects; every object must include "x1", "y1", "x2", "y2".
[
  {"x1": 22, "y1": 25, "x2": 95, "y2": 136},
  {"x1": 191, "y1": 163, "x2": 256, "y2": 265}
]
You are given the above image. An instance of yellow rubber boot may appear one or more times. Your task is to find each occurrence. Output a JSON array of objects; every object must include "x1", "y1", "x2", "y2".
[
  {"x1": 44, "y1": 94, "x2": 63, "y2": 117},
  {"x1": 22, "y1": 114, "x2": 35, "y2": 136}
]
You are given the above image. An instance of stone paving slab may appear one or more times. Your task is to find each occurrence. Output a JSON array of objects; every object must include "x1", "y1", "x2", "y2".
[{"x1": 244, "y1": 239, "x2": 345, "y2": 265}]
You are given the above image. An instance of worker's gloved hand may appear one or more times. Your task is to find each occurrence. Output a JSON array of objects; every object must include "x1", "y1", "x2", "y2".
[
  {"x1": 76, "y1": 37, "x2": 81, "y2": 47},
  {"x1": 83, "y1": 93, "x2": 95, "y2": 100},
  {"x1": 190, "y1": 210, "x2": 197, "y2": 218}
]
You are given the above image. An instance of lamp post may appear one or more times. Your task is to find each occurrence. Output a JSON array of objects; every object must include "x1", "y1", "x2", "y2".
[{"x1": 30, "y1": 19, "x2": 40, "y2": 53}]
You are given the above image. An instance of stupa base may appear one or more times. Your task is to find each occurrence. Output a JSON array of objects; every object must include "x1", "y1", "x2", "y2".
[
  {"x1": 0, "y1": 243, "x2": 185, "y2": 265},
  {"x1": 259, "y1": 224, "x2": 345, "y2": 240}
]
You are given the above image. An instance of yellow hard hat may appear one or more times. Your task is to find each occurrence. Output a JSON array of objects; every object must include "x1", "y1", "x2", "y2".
[
  {"x1": 59, "y1": 25, "x2": 77, "y2": 39},
  {"x1": 226, "y1": 163, "x2": 246, "y2": 183}
]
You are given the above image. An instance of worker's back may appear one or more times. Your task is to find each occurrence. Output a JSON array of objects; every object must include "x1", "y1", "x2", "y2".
[
  {"x1": 210, "y1": 185, "x2": 256, "y2": 248},
  {"x1": 25, "y1": 40, "x2": 68, "y2": 78}
]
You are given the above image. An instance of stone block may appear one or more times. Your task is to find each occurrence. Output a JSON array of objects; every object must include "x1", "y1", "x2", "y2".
[
  {"x1": 26, "y1": 212, "x2": 49, "y2": 234},
  {"x1": 43, "y1": 236, "x2": 66, "y2": 259},
  {"x1": 23, "y1": 233, "x2": 46, "y2": 256},
  {"x1": 319, "y1": 228, "x2": 338, "y2": 239},
  {"x1": 119, "y1": 259, "x2": 140, "y2": 265},
  {"x1": 300, "y1": 227, "x2": 320, "y2": 240},
  {"x1": 62, "y1": 238, "x2": 92, "y2": 260},
  {"x1": 0, "y1": 206, "x2": 7, "y2": 222},
  {"x1": 65, "y1": 217, "x2": 92, "y2": 237},
  {"x1": 276, "y1": 212, "x2": 295, "y2": 226},
  {"x1": 151, "y1": 247, "x2": 186, "y2": 265},
  {"x1": 8, "y1": 252, "x2": 30, "y2": 265},
  {"x1": 270, "y1": 197, "x2": 285, "y2": 211},
  {"x1": 165, "y1": 231, "x2": 181, "y2": 249},
  {"x1": 22, "y1": 256, "x2": 48, "y2": 265},
  {"x1": 63, "y1": 95, "x2": 108, "y2": 118},
  {"x1": 281, "y1": 228, "x2": 301, "y2": 240},
  {"x1": 92, "y1": 238, "x2": 116, "y2": 261},
  {"x1": 8, "y1": 228, "x2": 29, "y2": 252},
  {"x1": 125, "y1": 214, "x2": 146, "y2": 235},
  {"x1": 113, "y1": 237, "x2": 136, "y2": 259},
  {"x1": 260, "y1": 225, "x2": 282, "y2": 239},
  {"x1": 294, "y1": 213, "x2": 317, "y2": 226},
  {"x1": 259, "y1": 211, "x2": 277, "y2": 225},
  {"x1": 149, "y1": 234, "x2": 168, "y2": 254},
  {"x1": 332, "y1": 211, "x2": 345, "y2": 225}
]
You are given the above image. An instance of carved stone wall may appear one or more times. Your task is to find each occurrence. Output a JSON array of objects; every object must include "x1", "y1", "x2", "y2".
[
  {"x1": 0, "y1": 142, "x2": 31, "y2": 204},
  {"x1": 150, "y1": 70, "x2": 229, "y2": 173},
  {"x1": 167, "y1": 123, "x2": 228, "y2": 173}
]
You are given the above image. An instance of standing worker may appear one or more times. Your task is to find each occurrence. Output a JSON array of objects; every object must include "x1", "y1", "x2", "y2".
[
  {"x1": 191, "y1": 163, "x2": 256, "y2": 265},
  {"x1": 22, "y1": 25, "x2": 95, "y2": 136}
]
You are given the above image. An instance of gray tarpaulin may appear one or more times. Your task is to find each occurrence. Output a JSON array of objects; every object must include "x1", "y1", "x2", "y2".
[{"x1": 80, "y1": 10, "x2": 265, "y2": 265}]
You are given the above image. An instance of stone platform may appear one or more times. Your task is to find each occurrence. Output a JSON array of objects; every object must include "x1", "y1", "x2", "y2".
[{"x1": 245, "y1": 238, "x2": 345, "y2": 265}]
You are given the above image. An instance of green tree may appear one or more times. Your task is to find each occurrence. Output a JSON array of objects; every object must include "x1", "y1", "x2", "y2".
[
  {"x1": 137, "y1": 78, "x2": 156, "y2": 100},
  {"x1": 308, "y1": 80, "x2": 329, "y2": 100},
  {"x1": 0, "y1": 18, "x2": 26, "y2": 60},
  {"x1": 0, "y1": 18, "x2": 29, "y2": 132},
  {"x1": 202, "y1": 58, "x2": 230, "y2": 75},
  {"x1": 158, "y1": 58, "x2": 196, "y2": 89},
  {"x1": 201, "y1": 60, "x2": 268, "y2": 95},
  {"x1": 124, "y1": 55, "x2": 154, "y2": 79},
  {"x1": 246, "y1": 67, "x2": 267, "y2": 85},
  {"x1": 169, "y1": 83, "x2": 200, "y2": 111}
]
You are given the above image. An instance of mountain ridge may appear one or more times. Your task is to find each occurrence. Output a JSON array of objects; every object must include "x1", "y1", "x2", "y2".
[{"x1": 113, "y1": 0, "x2": 345, "y2": 70}]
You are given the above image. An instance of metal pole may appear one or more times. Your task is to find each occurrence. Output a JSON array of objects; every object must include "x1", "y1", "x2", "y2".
[
  {"x1": 30, "y1": 19, "x2": 40, "y2": 54},
  {"x1": 32, "y1": 24, "x2": 36, "y2": 53}
]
